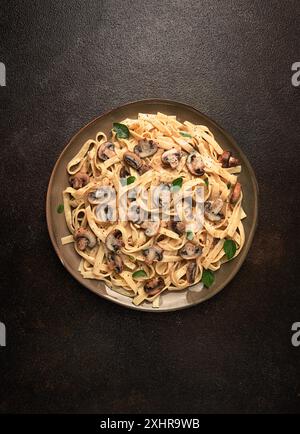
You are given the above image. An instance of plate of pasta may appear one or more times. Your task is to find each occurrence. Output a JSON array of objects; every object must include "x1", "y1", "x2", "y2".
[{"x1": 46, "y1": 99, "x2": 258, "y2": 311}]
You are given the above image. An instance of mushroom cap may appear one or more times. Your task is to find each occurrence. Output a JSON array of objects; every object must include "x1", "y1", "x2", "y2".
[
  {"x1": 204, "y1": 198, "x2": 224, "y2": 222},
  {"x1": 69, "y1": 172, "x2": 90, "y2": 190},
  {"x1": 95, "y1": 204, "x2": 115, "y2": 222},
  {"x1": 123, "y1": 151, "x2": 143, "y2": 171},
  {"x1": 169, "y1": 219, "x2": 185, "y2": 235},
  {"x1": 179, "y1": 242, "x2": 202, "y2": 259},
  {"x1": 218, "y1": 150, "x2": 231, "y2": 168},
  {"x1": 140, "y1": 220, "x2": 160, "y2": 237},
  {"x1": 142, "y1": 246, "x2": 163, "y2": 264},
  {"x1": 128, "y1": 202, "x2": 146, "y2": 224},
  {"x1": 144, "y1": 277, "x2": 165, "y2": 296},
  {"x1": 186, "y1": 261, "x2": 197, "y2": 284},
  {"x1": 107, "y1": 252, "x2": 123, "y2": 273},
  {"x1": 74, "y1": 227, "x2": 97, "y2": 250},
  {"x1": 105, "y1": 229, "x2": 124, "y2": 252},
  {"x1": 186, "y1": 152, "x2": 205, "y2": 176},
  {"x1": 87, "y1": 186, "x2": 115, "y2": 205},
  {"x1": 161, "y1": 148, "x2": 181, "y2": 169},
  {"x1": 97, "y1": 141, "x2": 116, "y2": 161},
  {"x1": 134, "y1": 139, "x2": 158, "y2": 158},
  {"x1": 230, "y1": 182, "x2": 241, "y2": 204}
]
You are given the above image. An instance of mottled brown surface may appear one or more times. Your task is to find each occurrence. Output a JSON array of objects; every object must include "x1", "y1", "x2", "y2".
[{"x1": 0, "y1": 0, "x2": 300, "y2": 413}]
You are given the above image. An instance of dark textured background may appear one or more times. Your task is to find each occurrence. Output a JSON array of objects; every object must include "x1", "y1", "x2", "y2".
[{"x1": 0, "y1": 0, "x2": 300, "y2": 414}]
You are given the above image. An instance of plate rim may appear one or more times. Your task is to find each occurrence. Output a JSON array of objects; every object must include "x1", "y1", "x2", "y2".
[{"x1": 46, "y1": 98, "x2": 259, "y2": 312}]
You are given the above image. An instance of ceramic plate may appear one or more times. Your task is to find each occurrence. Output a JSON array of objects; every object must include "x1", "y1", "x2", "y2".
[{"x1": 46, "y1": 99, "x2": 258, "y2": 311}]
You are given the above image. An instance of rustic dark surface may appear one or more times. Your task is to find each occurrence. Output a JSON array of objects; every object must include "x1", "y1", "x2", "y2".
[{"x1": 0, "y1": 0, "x2": 300, "y2": 414}]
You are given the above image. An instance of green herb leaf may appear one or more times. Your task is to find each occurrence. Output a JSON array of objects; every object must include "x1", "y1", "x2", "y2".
[
  {"x1": 227, "y1": 183, "x2": 231, "y2": 189},
  {"x1": 223, "y1": 239, "x2": 236, "y2": 260},
  {"x1": 186, "y1": 230, "x2": 194, "y2": 240},
  {"x1": 113, "y1": 122, "x2": 130, "y2": 139},
  {"x1": 171, "y1": 177, "x2": 183, "y2": 192},
  {"x1": 204, "y1": 179, "x2": 209, "y2": 187},
  {"x1": 128, "y1": 255, "x2": 135, "y2": 261},
  {"x1": 202, "y1": 269, "x2": 215, "y2": 288},
  {"x1": 180, "y1": 132, "x2": 192, "y2": 138},
  {"x1": 126, "y1": 176, "x2": 136, "y2": 185},
  {"x1": 57, "y1": 204, "x2": 64, "y2": 214},
  {"x1": 132, "y1": 270, "x2": 147, "y2": 279}
]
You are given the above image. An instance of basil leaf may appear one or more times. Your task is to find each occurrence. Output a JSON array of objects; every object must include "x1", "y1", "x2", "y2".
[
  {"x1": 126, "y1": 176, "x2": 136, "y2": 185},
  {"x1": 201, "y1": 269, "x2": 215, "y2": 288},
  {"x1": 186, "y1": 230, "x2": 194, "y2": 240},
  {"x1": 132, "y1": 270, "x2": 147, "y2": 279},
  {"x1": 204, "y1": 179, "x2": 209, "y2": 187},
  {"x1": 113, "y1": 122, "x2": 130, "y2": 139},
  {"x1": 57, "y1": 204, "x2": 64, "y2": 214},
  {"x1": 180, "y1": 132, "x2": 192, "y2": 138},
  {"x1": 171, "y1": 177, "x2": 183, "y2": 192},
  {"x1": 223, "y1": 239, "x2": 236, "y2": 260}
]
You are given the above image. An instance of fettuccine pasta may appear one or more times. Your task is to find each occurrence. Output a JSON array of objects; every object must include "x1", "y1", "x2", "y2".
[{"x1": 60, "y1": 112, "x2": 246, "y2": 307}]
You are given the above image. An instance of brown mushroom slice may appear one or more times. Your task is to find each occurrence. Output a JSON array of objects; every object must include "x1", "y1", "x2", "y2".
[
  {"x1": 161, "y1": 148, "x2": 182, "y2": 169},
  {"x1": 74, "y1": 227, "x2": 97, "y2": 251},
  {"x1": 169, "y1": 219, "x2": 185, "y2": 235},
  {"x1": 95, "y1": 204, "x2": 115, "y2": 222},
  {"x1": 105, "y1": 229, "x2": 124, "y2": 252},
  {"x1": 97, "y1": 141, "x2": 116, "y2": 161},
  {"x1": 140, "y1": 220, "x2": 160, "y2": 237},
  {"x1": 128, "y1": 202, "x2": 146, "y2": 224},
  {"x1": 120, "y1": 166, "x2": 130, "y2": 178},
  {"x1": 179, "y1": 242, "x2": 202, "y2": 259},
  {"x1": 138, "y1": 163, "x2": 151, "y2": 175},
  {"x1": 144, "y1": 277, "x2": 165, "y2": 296},
  {"x1": 230, "y1": 182, "x2": 241, "y2": 204},
  {"x1": 69, "y1": 172, "x2": 90, "y2": 190},
  {"x1": 152, "y1": 184, "x2": 171, "y2": 208},
  {"x1": 106, "y1": 252, "x2": 123, "y2": 273},
  {"x1": 186, "y1": 152, "x2": 205, "y2": 176},
  {"x1": 123, "y1": 151, "x2": 143, "y2": 172},
  {"x1": 88, "y1": 186, "x2": 114, "y2": 205},
  {"x1": 204, "y1": 198, "x2": 224, "y2": 222},
  {"x1": 218, "y1": 150, "x2": 239, "y2": 168},
  {"x1": 186, "y1": 261, "x2": 197, "y2": 284},
  {"x1": 134, "y1": 139, "x2": 158, "y2": 158},
  {"x1": 142, "y1": 246, "x2": 163, "y2": 265}
]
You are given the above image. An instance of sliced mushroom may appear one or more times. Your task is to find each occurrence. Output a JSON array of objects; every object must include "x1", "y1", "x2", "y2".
[
  {"x1": 218, "y1": 150, "x2": 239, "y2": 168},
  {"x1": 69, "y1": 172, "x2": 90, "y2": 189},
  {"x1": 74, "y1": 227, "x2": 97, "y2": 251},
  {"x1": 140, "y1": 220, "x2": 160, "y2": 237},
  {"x1": 106, "y1": 251, "x2": 123, "y2": 273},
  {"x1": 186, "y1": 152, "x2": 205, "y2": 176},
  {"x1": 186, "y1": 261, "x2": 197, "y2": 284},
  {"x1": 123, "y1": 151, "x2": 143, "y2": 172},
  {"x1": 142, "y1": 246, "x2": 163, "y2": 264},
  {"x1": 204, "y1": 198, "x2": 224, "y2": 222},
  {"x1": 105, "y1": 229, "x2": 124, "y2": 252},
  {"x1": 152, "y1": 184, "x2": 171, "y2": 208},
  {"x1": 179, "y1": 242, "x2": 202, "y2": 259},
  {"x1": 230, "y1": 182, "x2": 241, "y2": 204},
  {"x1": 161, "y1": 148, "x2": 182, "y2": 169},
  {"x1": 138, "y1": 163, "x2": 151, "y2": 175},
  {"x1": 144, "y1": 277, "x2": 165, "y2": 296},
  {"x1": 120, "y1": 166, "x2": 130, "y2": 178},
  {"x1": 134, "y1": 139, "x2": 158, "y2": 158},
  {"x1": 97, "y1": 141, "x2": 116, "y2": 161},
  {"x1": 87, "y1": 186, "x2": 114, "y2": 205},
  {"x1": 169, "y1": 219, "x2": 185, "y2": 235},
  {"x1": 128, "y1": 202, "x2": 145, "y2": 224},
  {"x1": 95, "y1": 204, "x2": 115, "y2": 222},
  {"x1": 123, "y1": 152, "x2": 151, "y2": 175}
]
